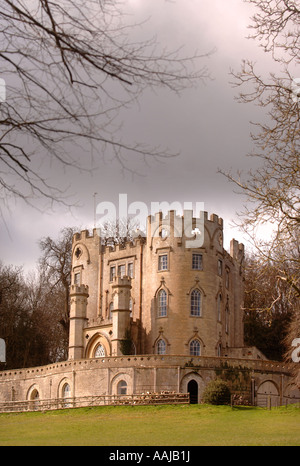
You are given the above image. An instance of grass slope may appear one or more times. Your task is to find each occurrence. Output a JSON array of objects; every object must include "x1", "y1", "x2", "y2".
[{"x1": 0, "y1": 404, "x2": 299, "y2": 446}]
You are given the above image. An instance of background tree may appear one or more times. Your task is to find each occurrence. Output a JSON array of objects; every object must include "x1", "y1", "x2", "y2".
[
  {"x1": 38, "y1": 226, "x2": 75, "y2": 338},
  {"x1": 0, "y1": 227, "x2": 75, "y2": 369},
  {"x1": 99, "y1": 216, "x2": 142, "y2": 247},
  {"x1": 0, "y1": 263, "x2": 50, "y2": 369},
  {"x1": 220, "y1": 0, "x2": 299, "y2": 366},
  {"x1": 0, "y1": 0, "x2": 210, "y2": 211},
  {"x1": 243, "y1": 254, "x2": 295, "y2": 361}
]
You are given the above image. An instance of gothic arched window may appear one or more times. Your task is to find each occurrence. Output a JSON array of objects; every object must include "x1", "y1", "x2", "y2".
[
  {"x1": 62, "y1": 383, "x2": 71, "y2": 407},
  {"x1": 109, "y1": 302, "x2": 114, "y2": 319},
  {"x1": 117, "y1": 380, "x2": 127, "y2": 395},
  {"x1": 191, "y1": 289, "x2": 201, "y2": 316},
  {"x1": 225, "y1": 305, "x2": 230, "y2": 334},
  {"x1": 217, "y1": 294, "x2": 222, "y2": 321},
  {"x1": 157, "y1": 339, "x2": 166, "y2": 355},
  {"x1": 94, "y1": 344, "x2": 105, "y2": 358},
  {"x1": 158, "y1": 289, "x2": 167, "y2": 317},
  {"x1": 189, "y1": 339, "x2": 201, "y2": 356}
]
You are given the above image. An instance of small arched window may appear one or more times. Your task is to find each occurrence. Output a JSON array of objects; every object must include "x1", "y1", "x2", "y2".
[
  {"x1": 62, "y1": 383, "x2": 71, "y2": 407},
  {"x1": 158, "y1": 289, "x2": 167, "y2": 317},
  {"x1": 63, "y1": 383, "x2": 71, "y2": 398},
  {"x1": 30, "y1": 389, "x2": 40, "y2": 410},
  {"x1": 217, "y1": 294, "x2": 222, "y2": 321},
  {"x1": 30, "y1": 389, "x2": 39, "y2": 401},
  {"x1": 157, "y1": 339, "x2": 166, "y2": 355},
  {"x1": 191, "y1": 289, "x2": 201, "y2": 316},
  {"x1": 117, "y1": 380, "x2": 127, "y2": 395},
  {"x1": 225, "y1": 305, "x2": 230, "y2": 334},
  {"x1": 94, "y1": 344, "x2": 106, "y2": 358},
  {"x1": 190, "y1": 339, "x2": 201, "y2": 356},
  {"x1": 109, "y1": 302, "x2": 114, "y2": 319}
]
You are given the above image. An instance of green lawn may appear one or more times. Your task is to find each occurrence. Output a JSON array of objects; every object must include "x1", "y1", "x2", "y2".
[{"x1": 0, "y1": 404, "x2": 299, "y2": 446}]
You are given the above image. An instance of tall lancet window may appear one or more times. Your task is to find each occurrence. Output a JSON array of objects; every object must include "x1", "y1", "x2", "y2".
[{"x1": 158, "y1": 289, "x2": 167, "y2": 317}]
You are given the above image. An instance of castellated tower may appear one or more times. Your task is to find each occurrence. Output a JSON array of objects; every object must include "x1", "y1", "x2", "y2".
[
  {"x1": 68, "y1": 284, "x2": 89, "y2": 360},
  {"x1": 111, "y1": 276, "x2": 132, "y2": 356},
  {"x1": 69, "y1": 210, "x2": 246, "y2": 360}
]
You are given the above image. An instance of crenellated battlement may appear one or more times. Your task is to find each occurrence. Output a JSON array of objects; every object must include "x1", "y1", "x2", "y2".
[
  {"x1": 70, "y1": 284, "x2": 89, "y2": 296},
  {"x1": 111, "y1": 275, "x2": 132, "y2": 288},
  {"x1": 72, "y1": 210, "x2": 227, "y2": 253},
  {"x1": 72, "y1": 228, "x2": 100, "y2": 244},
  {"x1": 230, "y1": 239, "x2": 245, "y2": 262},
  {"x1": 208, "y1": 212, "x2": 223, "y2": 227},
  {"x1": 146, "y1": 210, "x2": 223, "y2": 229},
  {"x1": 146, "y1": 210, "x2": 223, "y2": 226},
  {"x1": 104, "y1": 237, "x2": 145, "y2": 255}
]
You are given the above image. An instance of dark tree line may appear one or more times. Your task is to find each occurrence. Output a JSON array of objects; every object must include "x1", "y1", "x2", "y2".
[
  {"x1": 0, "y1": 227, "x2": 74, "y2": 369},
  {"x1": 243, "y1": 254, "x2": 297, "y2": 361}
]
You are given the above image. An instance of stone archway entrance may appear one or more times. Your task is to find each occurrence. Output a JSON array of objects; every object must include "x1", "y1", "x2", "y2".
[
  {"x1": 188, "y1": 380, "x2": 198, "y2": 404},
  {"x1": 257, "y1": 380, "x2": 280, "y2": 407},
  {"x1": 180, "y1": 372, "x2": 204, "y2": 404}
]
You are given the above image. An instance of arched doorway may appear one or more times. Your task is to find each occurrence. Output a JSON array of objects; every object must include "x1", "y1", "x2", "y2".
[
  {"x1": 188, "y1": 380, "x2": 198, "y2": 404},
  {"x1": 62, "y1": 383, "x2": 71, "y2": 408},
  {"x1": 257, "y1": 380, "x2": 280, "y2": 407},
  {"x1": 30, "y1": 389, "x2": 40, "y2": 411},
  {"x1": 117, "y1": 380, "x2": 127, "y2": 395}
]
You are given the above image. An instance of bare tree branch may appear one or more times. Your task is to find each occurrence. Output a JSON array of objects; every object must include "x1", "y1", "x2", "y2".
[
  {"x1": 0, "y1": 0, "x2": 211, "y2": 208},
  {"x1": 221, "y1": 1, "x2": 300, "y2": 307}
]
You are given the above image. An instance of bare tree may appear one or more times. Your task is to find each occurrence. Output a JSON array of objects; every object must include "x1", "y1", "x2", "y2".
[
  {"x1": 222, "y1": 144, "x2": 300, "y2": 297},
  {"x1": 243, "y1": 254, "x2": 295, "y2": 361},
  {"x1": 100, "y1": 216, "x2": 143, "y2": 247},
  {"x1": 39, "y1": 226, "x2": 75, "y2": 335},
  {"x1": 219, "y1": 0, "x2": 299, "y2": 371},
  {"x1": 0, "y1": 262, "x2": 50, "y2": 368},
  {"x1": 221, "y1": 0, "x2": 299, "y2": 294},
  {"x1": 245, "y1": 0, "x2": 300, "y2": 63},
  {"x1": 0, "y1": 0, "x2": 210, "y2": 209}
]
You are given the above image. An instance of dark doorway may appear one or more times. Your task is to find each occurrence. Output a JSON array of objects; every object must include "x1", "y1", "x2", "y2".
[{"x1": 188, "y1": 380, "x2": 198, "y2": 404}]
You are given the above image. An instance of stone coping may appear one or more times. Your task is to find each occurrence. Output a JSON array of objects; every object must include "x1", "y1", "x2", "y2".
[{"x1": 0, "y1": 355, "x2": 293, "y2": 380}]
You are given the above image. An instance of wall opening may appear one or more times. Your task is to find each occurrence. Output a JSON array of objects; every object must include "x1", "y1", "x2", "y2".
[{"x1": 188, "y1": 380, "x2": 198, "y2": 404}]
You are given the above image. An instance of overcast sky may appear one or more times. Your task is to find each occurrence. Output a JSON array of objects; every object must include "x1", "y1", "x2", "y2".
[{"x1": 1, "y1": 0, "x2": 277, "y2": 273}]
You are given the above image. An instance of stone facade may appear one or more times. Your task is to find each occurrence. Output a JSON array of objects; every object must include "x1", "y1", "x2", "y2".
[
  {"x1": 0, "y1": 210, "x2": 299, "y2": 408},
  {"x1": 0, "y1": 355, "x2": 298, "y2": 408},
  {"x1": 70, "y1": 211, "x2": 247, "y2": 360}
]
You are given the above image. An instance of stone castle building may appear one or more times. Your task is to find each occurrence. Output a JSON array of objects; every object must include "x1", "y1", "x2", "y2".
[
  {"x1": 0, "y1": 210, "x2": 299, "y2": 409},
  {"x1": 69, "y1": 210, "x2": 247, "y2": 361}
]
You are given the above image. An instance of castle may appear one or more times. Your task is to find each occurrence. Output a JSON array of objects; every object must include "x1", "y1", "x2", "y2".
[
  {"x1": 69, "y1": 210, "x2": 247, "y2": 360},
  {"x1": 0, "y1": 210, "x2": 299, "y2": 409}
]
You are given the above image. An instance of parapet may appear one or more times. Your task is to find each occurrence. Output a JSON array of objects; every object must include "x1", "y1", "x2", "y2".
[
  {"x1": 230, "y1": 239, "x2": 244, "y2": 262},
  {"x1": 111, "y1": 276, "x2": 132, "y2": 289},
  {"x1": 209, "y1": 213, "x2": 223, "y2": 228},
  {"x1": 70, "y1": 284, "x2": 89, "y2": 297},
  {"x1": 72, "y1": 210, "x2": 226, "y2": 252},
  {"x1": 147, "y1": 210, "x2": 223, "y2": 229},
  {"x1": 72, "y1": 229, "x2": 100, "y2": 244}
]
